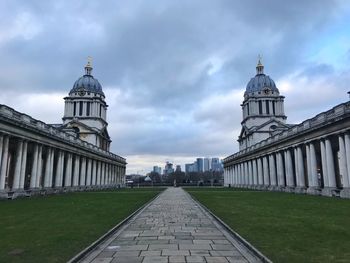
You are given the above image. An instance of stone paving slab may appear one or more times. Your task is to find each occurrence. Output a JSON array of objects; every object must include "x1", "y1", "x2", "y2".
[{"x1": 80, "y1": 187, "x2": 263, "y2": 263}]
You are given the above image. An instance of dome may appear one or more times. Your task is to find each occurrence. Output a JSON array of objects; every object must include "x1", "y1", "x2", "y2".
[
  {"x1": 245, "y1": 74, "x2": 278, "y2": 94},
  {"x1": 70, "y1": 61, "x2": 105, "y2": 96},
  {"x1": 70, "y1": 75, "x2": 104, "y2": 96},
  {"x1": 245, "y1": 60, "x2": 279, "y2": 95}
]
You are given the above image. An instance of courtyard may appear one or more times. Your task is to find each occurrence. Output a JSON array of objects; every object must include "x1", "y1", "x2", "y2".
[{"x1": 1, "y1": 187, "x2": 350, "y2": 262}]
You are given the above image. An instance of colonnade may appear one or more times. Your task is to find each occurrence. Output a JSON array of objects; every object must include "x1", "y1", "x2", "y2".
[
  {"x1": 64, "y1": 99, "x2": 107, "y2": 120},
  {"x1": 224, "y1": 132, "x2": 350, "y2": 198},
  {"x1": 0, "y1": 133, "x2": 125, "y2": 198}
]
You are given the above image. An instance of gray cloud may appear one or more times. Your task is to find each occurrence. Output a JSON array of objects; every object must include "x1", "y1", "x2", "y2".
[{"x1": 0, "y1": 0, "x2": 349, "y2": 172}]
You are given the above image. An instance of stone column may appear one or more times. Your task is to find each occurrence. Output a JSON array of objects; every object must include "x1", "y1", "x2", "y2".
[
  {"x1": 80, "y1": 157, "x2": 86, "y2": 186},
  {"x1": 325, "y1": 138, "x2": 336, "y2": 188},
  {"x1": 92, "y1": 160, "x2": 97, "y2": 185},
  {"x1": 234, "y1": 165, "x2": 238, "y2": 186},
  {"x1": 105, "y1": 163, "x2": 109, "y2": 185},
  {"x1": 49, "y1": 149, "x2": 55, "y2": 188},
  {"x1": 36, "y1": 145, "x2": 43, "y2": 188},
  {"x1": 20, "y1": 140, "x2": 28, "y2": 189},
  {"x1": 257, "y1": 158, "x2": 263, "y2": 186},
  {"x1": 239, "y1": 163, "x2": 244, "y2": 187},
  {"x1": 269, "y1": 154, "x2": 277, "y2": 187},
  {"x1": 44, "y1": 147, "x2": 51, "y2": 188},
  {"x1": 263, "y1": 156, "x2": 269, "y2": 187},
  {"x1": 111, "y1": 165, "x2": 115, "y2": 185},
  {"x1": 101, "y1": 162, "x2": 105, "y2": 186},
  {"x1": 231, "y1": 166, "x2": 235, "y2": 185},
  {"x1": 106, "y1": 162, "x2": 109, "y2": 185},
  {"x1": 284, "y1": 149, "x2": 295, "y2": 189},
  {"x1": 0, "y1": 135, "x2": 3, "y2": 171},
  {"x1": 116, "y1": 166, "x2": 119, "y2": 185},
  {"x1": 320, "y1": 139, "x2": 328, "y2": 187},
  {"x1": 276, "y1": 152, "x2": 285, "y2": 188},
  {"x1": 244, "y1": 162, "x2": 248, "y2": 186},
  {"x1": 232, "y1": 166, "x2": 236, "y2": 186},
  {"x1": 234, "y1": 165, "x2": 237, "y2": 186},
  {"x1": 109, "y1": 164, "x2": 112, "y2": 185},
  {"x1": 59, "y1": 151, "x2": 65, "y2": 186},
  {"x1": 30, "y1": 144, "x2": 39, "y2": 189},
  {"x1": 345, "y1": 133, "x2": 350, "y2": 186},
  {"x1": 0, "y1": 136, "x2": 9, "y2": 190},
  {"x1": 82, "y1": 102, "x2": 86, "y2": 116},
  {"x1": 269, "y1": 101, "x2": 273, "y2": 115},
  {"x1": 108, "y1": 164, "x2": 112, "y2": 185},
  {"x1": 73, "y1": 155, "x2": 80, "y2": 186},
  {"x1": 86, "y1": 159, "x2": 92, "y2": 186},
  {"x1": 227, "y1": 167, "x2": 230, "y2": 186},
  {"x1": 13, "y1": 140, "x2": 23, "y2": 189},
  {"x1": 65, "y1": 153, "x2": 73, "y2": 187},
  {"x1": 96, "y1": 161, "x2": 101, "y2": 185},
  {"x1": 113, "y1": 165, "x2": 116, "y2": 185},
  {"x1": 247, "y1": 161, "x2": 252, "y2": 186},
  {"x1": 309, "y1": 142, "x2": 319, "y2": 188},
  {"x1": 252, "y1": 159, "x2": 258, "y2": 186},
  {"x1": 295, "y1": 146, "x2": 305, "y2": 190},
  {"x1": 338, "y1": 135, "x2": 349, "y2": 187},
  {"x1": 341, "y1": 133, "x2": 350, "y2": 197},
  {"x1": 227, "y1": 168, "x2": 230, "y2": 186},
  {"x1": 55, "y1": 151, "x2": 63, "y2": 187}
]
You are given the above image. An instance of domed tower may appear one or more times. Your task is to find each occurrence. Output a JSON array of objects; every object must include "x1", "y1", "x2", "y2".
[
  {"x1": 238, "y1": 58, "x2": 289, "y2": 150},
  {"x1": 62, "y1": 59, "x2": 111, "y2": 151}
]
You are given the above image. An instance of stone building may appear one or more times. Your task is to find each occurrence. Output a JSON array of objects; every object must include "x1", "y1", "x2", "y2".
[
  {"x1": 0, "y1": 61, "x2": 126, "y2": 199},
  {"x1": 223, "y1": 60, "x2": 350, "y2": 198}
]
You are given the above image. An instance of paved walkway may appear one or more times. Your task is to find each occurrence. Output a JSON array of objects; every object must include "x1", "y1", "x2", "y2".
[{"x1": 81, "y1": 188, "x2": 262, "y2": 263}]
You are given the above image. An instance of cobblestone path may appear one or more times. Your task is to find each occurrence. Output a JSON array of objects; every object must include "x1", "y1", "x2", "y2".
[{"x1": 81, "y1": 187, "x2": 262, "y2": 263}]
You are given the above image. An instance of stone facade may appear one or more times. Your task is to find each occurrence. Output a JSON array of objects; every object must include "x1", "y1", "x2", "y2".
[
  {"x1": 224, "y1": 61, "x2": 350, "y2": 198},
  {"x1": 0, "y1": 62, "x2": 126, "y2": 199},
  {"x1": 62, "y1": 61, "x2": 111, "y2": 151},
  {"x1": 238, "y1": 60, "x2": 290, "y2": 150}
]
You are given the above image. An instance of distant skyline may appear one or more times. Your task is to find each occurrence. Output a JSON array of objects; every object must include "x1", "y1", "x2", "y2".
[{"x1": 0, "y1": 1, "x2": 349, "y2": 174}]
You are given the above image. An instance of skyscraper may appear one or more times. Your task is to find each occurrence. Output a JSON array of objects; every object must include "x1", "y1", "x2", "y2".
[
  {"x1": 197, "y1": 158, "x2": 204, "y2": 172},
  {"x1": 204, "y1": 158, "x2": 210, "y2": 172}
]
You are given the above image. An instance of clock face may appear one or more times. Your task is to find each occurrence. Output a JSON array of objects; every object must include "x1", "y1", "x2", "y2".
[
  {"x1": 78, "y1": 88, "x2": 86, "y2": 96},
  {"x1": 263, "y1": 88, "x2": 270, "y2": 95}
]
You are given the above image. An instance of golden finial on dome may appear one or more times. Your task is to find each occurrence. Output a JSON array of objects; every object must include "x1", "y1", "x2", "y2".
[
  {"x1": 85, "y1": 56, "x2": 93, "y2": 75},
  {"x1": 256, "y1": 54, "x2": 264, "y2": 75},
  {"x1": 87, "y1": 56, "x2": 92, "y2": 67}
]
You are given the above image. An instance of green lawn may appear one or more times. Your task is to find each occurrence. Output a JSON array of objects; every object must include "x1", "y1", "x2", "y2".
[
  {"x1": 0, "y1": 188, "x2": 163, "y2": 263},
  {"x1": 186, "y1": 187, "x2": 350, "y2": 263}
]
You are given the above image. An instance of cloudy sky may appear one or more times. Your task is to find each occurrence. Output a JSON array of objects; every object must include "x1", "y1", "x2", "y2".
[{"x1": 0, "y1": 0, "x2": 350, "y2": 174}]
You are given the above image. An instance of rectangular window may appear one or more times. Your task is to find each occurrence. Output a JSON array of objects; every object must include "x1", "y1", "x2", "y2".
[
  {"x1": 259, "y1": 101, "x2": 262, "y2": 114},
  {"x1": 79, "y1": 102, "x2": 83, "y2": 116},
  {"x1": 272, "y1": 101, "x2": 276, "y2": 115},
  {"x1": 86, "y1": 102, "x2": 90, "y2": 116},
  {"x1": 73, "y1": 102, "x2": 76, "y2": 116},
  {"x1": 247, "y1": 104, "x2": 250, "y2": 116},
  {"x1": 99, "y1": 104, "x2": 102, "y2": 117},
  {"x1": 266, "y1": 101, "x2": 270, "y2": 114}
]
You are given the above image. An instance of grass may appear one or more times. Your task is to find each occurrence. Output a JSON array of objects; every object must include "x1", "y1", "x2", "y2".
[
  {"x1": 186, "y1": 187, "x2": 350, "y2": 263},
  {"x1": 0, "y1": 188, "x2": 163, "y2": 263}
]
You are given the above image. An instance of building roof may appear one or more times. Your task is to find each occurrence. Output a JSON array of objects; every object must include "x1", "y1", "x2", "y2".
[
  {"x1": 245, "y1": 59, "x2": 279, "y2": 95},
  {"x1": 70, "y1": 61, "x2": 105, "y2": 96}
]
